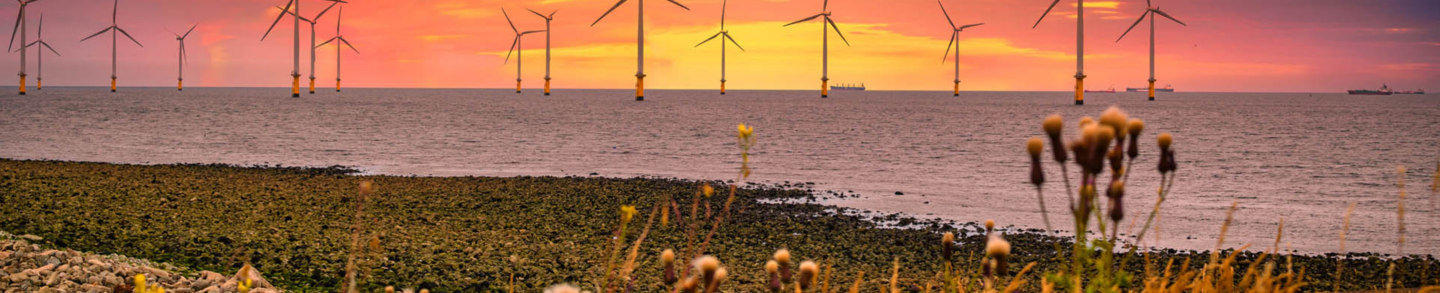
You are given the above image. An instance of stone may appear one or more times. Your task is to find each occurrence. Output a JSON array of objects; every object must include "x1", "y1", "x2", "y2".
[{"x1": 18, "y1": 235, "x2": 41, "y2": 242}]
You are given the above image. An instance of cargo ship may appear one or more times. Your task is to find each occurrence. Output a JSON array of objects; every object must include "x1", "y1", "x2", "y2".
[
  {"x1": 1394, "y1": 89, "x2": 1425, "y2": 95},
  {"x1": 1347, "y1": 84, "x2": 1392, "y2": 95},
  {"x1": 1084, "y1": 86, "x2": 1116, "y2": 93},
  {"x1": 830, "y1": 83, "x2": 866, "y2": 91},
  {"x1": 1126, "y1": 84, "x2": 1175, "y2": 92}
]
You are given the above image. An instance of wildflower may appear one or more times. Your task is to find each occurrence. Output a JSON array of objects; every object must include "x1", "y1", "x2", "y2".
[
  {"x1": 766, "y1": 260, "x2": 782, "y2": 293},
  {"x1": 697, "y1": 255, "x2": 721, "y2": 286},
  {"x1": 386, "y1": 286, "x2": 395, "y2": 293},
  {"x1": 702, "y1": 184, "x2": 715, "y2": 198},
  {"x1": 985, "y1": 232, "x2": 1012, "y2": 277},
  {"x1": 544, "y1": 284, "x2": 583, "y2": 293},
  {"x1": 1028, "y1": 137, "x2": 1045, "y2": 186},
  {"x1": 662, "y1": 249, "x2": 678, "y2": 284},
  {"x1": 681, "y1": 276, "x2": 700, "y2": 293},
  {"x1": 775, "y1": 249, "x2": 793, "y2": 283},
  {"x1": 984, "y1": 219, "x2": 995, "y2": 234},
  {"x1": 620, "y1": 205, "x2": 637, "y2": 225},
  {"x1": 1126, "y1": 119, "x2": 1144, "y2": 159},
  {"x1": 1078, "y1": 116, "x2": 1095, "y2": 128},
  {"x1": 1043, "y1": 115, "x2": 1069, "y2": 163},
  {"x1": 941, "y1": 232, "x2": 955, "y2": 261},
  {"x1": 134, "y1": 274, "x2": 147, "y2": 292},
  {"x1": 1157, "y1": 133, "x2": 1176, "y2": 174},
  {"x1": 1099, "y1": 106, "x2": 1129, "y2": 139},
  {"x1": 737, "y1": 123, "x2": 755, "y2": 139},
  {"x1": 799, "y1": 261, "x2": 819, "y2": 290},
  {"x1": 1108, "y1": 180, "x2": 1125, "y2": 223}
]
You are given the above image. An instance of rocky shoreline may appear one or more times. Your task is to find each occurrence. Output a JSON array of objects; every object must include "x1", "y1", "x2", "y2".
[{"x1": 0, "y1": 231, "x2": 279, "y2": 293}]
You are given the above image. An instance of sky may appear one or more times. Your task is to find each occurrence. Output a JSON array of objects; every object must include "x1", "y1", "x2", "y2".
[{"x1": 0, "y1": 0, "x2": 1436, "y2": 92}]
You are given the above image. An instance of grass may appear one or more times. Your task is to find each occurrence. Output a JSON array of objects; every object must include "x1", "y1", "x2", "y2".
[{"x1": 0, "y1": 159, "x2": 1435, "y2": 292}]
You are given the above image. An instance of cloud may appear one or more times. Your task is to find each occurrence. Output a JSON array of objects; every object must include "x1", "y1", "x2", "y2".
[{"x1": 1073, "y1": 1, "x2": 1122, "y2": 9}]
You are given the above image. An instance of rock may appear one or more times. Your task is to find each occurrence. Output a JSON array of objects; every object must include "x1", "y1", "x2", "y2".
[
  {"x1": 198, "y1": 285, "x2": 220, "y2": 293},
  {"x1": 18, "y1": 235, "x2": 41, "y2": 241}
]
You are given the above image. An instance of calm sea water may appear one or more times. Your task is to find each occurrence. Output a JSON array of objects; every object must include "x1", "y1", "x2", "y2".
[{"x1": 1, "y1": 87, "x2": 1437, "y2": 255}]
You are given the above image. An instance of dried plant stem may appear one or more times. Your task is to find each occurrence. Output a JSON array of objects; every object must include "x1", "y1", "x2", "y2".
[
  {"x1": 693, "y1": 185, "x2": 737, "y2": 262},
  {"x1": 612, "y1": 203, "x2": 661, "y2": 293},
  {"x1": 1132, "y1": 172, "x2": 1176, "y2": 246},
  {"x1": 1035, "y1": 187, "x2": 1055, "y2": 234},
  {"x1": 848, "y1": 271, "x2": 865, "y2": 293},
  {"x1": 1000, "y1": 262, "x2": 1036, "y2": 293},
  {"x1": 344, "y1": 182, "x2": 370, "y2": 293},
  {"x1": 1059, "y1": 164, "x2": 1076, "y2": 214},
  {"x1": 889, "y1": 257, "x2": 900, "y2": 293}
]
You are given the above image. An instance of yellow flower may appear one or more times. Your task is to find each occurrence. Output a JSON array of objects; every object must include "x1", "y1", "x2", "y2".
[
  {"x1": 737, "y1": 123, "x2": 755, "y2": 139},
  {"x1": 702, "y1": 184, "x2": 715, "y2": 198},
  {"x1": 620, "y1": 205, "x2": 637, "y2": 224},
  {"x1": 134, "y1": 274, "x2": 147, "y2": 291}
]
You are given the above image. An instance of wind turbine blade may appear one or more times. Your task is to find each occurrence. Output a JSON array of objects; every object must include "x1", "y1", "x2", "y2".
[
  {"x1": 504, "y1": 36, "x2": 518, "y2": 64},
  {"x1": 591, "y1": 0, "x2": 628, "y2": 26},
  {"x1": 112, "y1": 0, "x2": 117, "y2": 24},
  {"x1": 827, "y1": 17, "x2": 849, "y2": 46},
  {"x1": 181, "y1": 43, "x2": 188, "y2": 66},
  {"x1": 936, "y1": 0, "x2": 955, "y2": 29},
  {"x1": 960, "y1": 23, "x2": 984, "y2": 30},
  {"x1": 41, "y1": 41, "x2": 58, "y2": 56},
  {"x1": 695, "y1": 32, "x2": 722, "y2": 47},
  {"x1": 340, "y1": 37, "x2": 359, "y2": 54},
  {"x1": 13, "y1": 40, "x2": 34, "y2": 53},
  {"x1": 1032, "y1": 0, "x2": 1061, "y2": 29},
  {"x1": 9, "y1": 10, "x2": 21, "y2": 51},
  {"x1": 315, "y1": 1, "x2": 339, "y2": 20},
  {"x1": 37, "y1": 14, "x2": 42, "y2": 37},
  {"x1": 550, "y1": 10, "x2": 557, "y2": 19},
  {"x1": 281, "y1": 8, "x2": 313, "y2": 23},
  {"x1": 527, "y1": 8, "x2": 547, "y2": 19},
  {"x1": 666, "y1": 0, "x2": 690, "y2": 10},
  {"x1": 721, "y1": 0, "x2": 726, "y2": 29},
  {"x1": 1147, "y1": 0, "x2": 1151, "y2": 8},
  {"x1": 942, "y1": 31, "x2": 955, "y2": 63},
  {"x1": 262, "y1": 0, "x2": 294, "y2": 41},
  {"x1": 337, "y1": 7, "x2": 343, "y2": 33},
  {"x1": 724, "y1": 33, "x2": 745, "y2": 51},
  {"x1": 183, "y1": 23, "x2": 198, "y2": 38},
  {"x1": 80, "y1": 27, "x2": 113, "y2": 42},
  {"x1": 823, "y1": 0, "x2": 828, "y2": 11},
  {"x1": 116, "y1": 27, "x2": 143, "y2": 47},
  {"x1": 784, "y1": 13, "x2": 824, "y2": 26},
  {"x1": 1115, "y1": 11, "x2": 1147, "y2": 42},
  {"x1": 521, "y1": 30, "x2": 546, "y2": 35},
  {"x1": 502, "y1": 8, "x2": 518, "y2": 34},
  {"x1": 1153, "y1": 9, "x2": 1186, "y2": 26},
  {"x1": 318, "y1": 36, "x2": 338, "y2": 47}
]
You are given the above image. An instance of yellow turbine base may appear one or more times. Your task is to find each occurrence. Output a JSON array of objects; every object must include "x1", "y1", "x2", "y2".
[
  {"x1": 517, "y1": 81, "x2": 522, "y2": 93},
  {"x1": 292, "y1": 76, "x2": 300, "y2": 97},
  {"x1": 1148, "y1": 80, "x2": 1156, "y2": 101},
  {"x1": 953, "y1": 81, "x2": 960, "y2": 97},
  {"x1": 309, "y1": 78, "x2": 315, "y2": 94},
  {"x1": 821, "y1": 80, "x2": 829, "y2": 98},
  {"x1": 36, "y1": 79, "x2": 40, "y2": 90},
  {"x1": 178, "y1": 80, "x2": 183, "y2": 91},
  {"x1": 721, "y1": 81, "x2": 726, "y2": 95},
  {"x1": 336, "y1": 79, "x2": 342, "y2": 92},
  {"x1": 544, "y1": 80, "x2": 551, "y2": 96},
  {"x1": 1074, "y1": 77, "x2": 1085, "y2": 105},
  {"x1": 636, "y1": 76, "x2": 645, "y2": 101},
  {"x1": 18, "y1": 76, "x2": 25, "y2": 95},
  {"x1": 111, "y1": 78, "x2": 117, "y2": 92}
]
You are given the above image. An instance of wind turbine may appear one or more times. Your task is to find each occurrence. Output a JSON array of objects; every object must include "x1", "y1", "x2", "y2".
[
  {"x1": 695, "y1": 0, "x2": 744, "y2": 95},
  {"x1": 16, "y1": 13, "x2": 58, "y2": 91},
  {"x1": 173, "y1": 24, "x2": 196, "y2": 91},
  {"x1": 1116, "y1": 0, "x2": 1185, "y2": 101},
  {"x1": 785, "y1": 0, "x2": 850, "y2": 98},
  {"x1": 592, "y1": 0, "x2": 691, "y2": 101},
  {"x1": 317, "y1": 7, "x2": 358, "y2": 92},
  {"x1": 81, "y1": 0, "x2": 143, "y2": 93},
  {"x1": 262, "y1": 0, "x2": 302, "y2": 98},
  {"x1": 1033, "y1": 0, "x2": 1085, "y2": 105},
  {"x1": 9, "y1": 0, "x2": 41, "y2": 95},
  {"x1": 936, "y1": 0, "x2": 982, "y2": 97},
  {"x1": 281, "y1": 0, "x2": 342, "y2": 95},
  {"x1": 503, "y1": 8, "x2": 544, "y2": 94},
  {"x1": 526, "y1": 8, "x2": 556, "y2": 96}
]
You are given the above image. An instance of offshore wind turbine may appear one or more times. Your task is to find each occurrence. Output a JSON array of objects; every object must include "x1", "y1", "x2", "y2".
[
  {"x1": 316, "y1": 7, "x2": 358, "y2": 92},
  {"x1": 173, "y1": 24, "x2": 196, "y2": 91},
  {"x1": 81, "y1": 0, "x2": 143, "y2": 93},
  {"x1": 262, "y1": 0, "x2": 303, "y2": 98},
  {"x1": 592, "y1": 0, "x2": 691, "y2": 101},
  {"x1": 526, "y1": 8, "x2": 556, "y2": 96},
  {"x1": 503, "y1": 8, "x2": 544, "y2": 94},
  {"x1": 1033, "y1": 0, "x2": 1086, "y2": 105},
  {"x1": 1116, "y1": 0, "x2": 1185, "y2": 101},
  {"x1": 936, "y1": 0, "x2": 982, "y2": 97},
  {"x1": 9, "y1": 0, "x2": 41, "y2": 95},
  {"x1": 17, "y1": 13, "x2": 58, "y2": 91},
  {"x1": 785, "y1": 0, "x2": 850, "y2": 98},
  {"x1": 281, "y1": 0, "x2": 342, "y2": 94},
  {"x1": 695, "y1": 0, "x2": 744, "y2": 95}
]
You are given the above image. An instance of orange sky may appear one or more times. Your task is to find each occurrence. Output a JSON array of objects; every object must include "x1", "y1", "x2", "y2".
[{"x1": 2, "y1": 0, "x2": 1436, "y2": 92}]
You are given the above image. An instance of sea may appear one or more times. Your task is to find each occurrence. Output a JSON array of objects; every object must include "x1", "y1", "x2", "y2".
[{"x1": 1, "y1": 87, "x2": 1437, "y2": 256}]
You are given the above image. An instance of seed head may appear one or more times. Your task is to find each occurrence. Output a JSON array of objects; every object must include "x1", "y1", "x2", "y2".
[
  {"x1": 1158, "y1": 133, "x2": 1173, "y2": 151},
  {"x1": 1079, "y1": 116, "x2": 1095, "y2": 128},
  {"x1": 697, "y1": 255, "x2": 721, "y2": 278},
  {"x1": 385, "y1": 286, "x2": 395, "y2": 293},
  {"x1": 766, "y1": 260, "x2": 779, "y2": 274},
  {"x1": 941, "y1": 232, "x2": 956, "y2": 260},
  {"x1": 1127, "y1": 119, "x2": 1144, "y2": 137},
  {"x1": 661, "y1": 249, "x2": 676, "y2": 265},
  {"x1": 545, "y1": 284, "x2": 582, "y2": 293},
  {"x1": 985, "y1": 234, "x2": 1012, "y2": 276},
  {"x1": 1096, "y1": 127, "x2": 1115, "y2": 148},
  {"x1": 1043, "y1": 114, "x2": 1064, "y2": 139},
  {"x1": 798, "y1": 261, "x2": 820, "y2": 290},
  {"x1": 774, "y1": 249, "x2": 791, "y2": 265},
  {"x1": 985, "y1": 219, "x2": 995, "y2": 233},
  {"x1": 702, "y1": 184, "x2": 715, "y2": 197},
  {"x1": 1100, "y1": 106, "x2": 1129, "y2": 137},
  {"x1": 1027, "y1": 137, "x2": 1044, "y2": 159}
]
